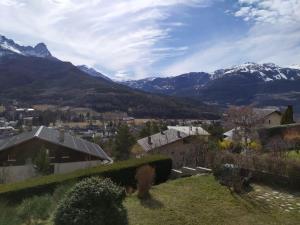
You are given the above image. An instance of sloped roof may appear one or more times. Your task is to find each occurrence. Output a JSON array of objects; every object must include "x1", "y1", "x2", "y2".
[
  {"x1": 167, "y1": 126, "x2": 210, "y2": 136},
  {"x1": 0, "y1": 126, "x2": 111, "y2": 161},
  {"x1": 137, "y1": 129, "x2": 189, "y2": 152},
  {"x1": 253, "y1": 108, "x2": 281, "y2": 119}
]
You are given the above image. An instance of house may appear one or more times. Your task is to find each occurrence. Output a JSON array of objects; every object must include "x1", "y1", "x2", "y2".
[
  {"x1": 137, "y1": 126, "x2": 210, "y2": 168},
  {"x1": 0, "y1": 105, "x2": 5, "y2": 113},
  {"x1": 223, "y1": 108, "x2": 282, "y2": 141},
  {"x1": 223, "y1": 127, "x2": 240, "y2": 141},
  {"x1": 0, "y1": 126, "x2": 17, "y2": 139},
  {"x1": 167, "y1": 126, "x2": 210, "y2": 138},
  {"x1": 122, "y1": 117, "x2": 135, "y2": 126},
  {"x1": 0, "y1": 126, "x2": 111, "y2": 183},
  {"x1": 254, "y1": 108, "x2": 282, "y2": 128}
]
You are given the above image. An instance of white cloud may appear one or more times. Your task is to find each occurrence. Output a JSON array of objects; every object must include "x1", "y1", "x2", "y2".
[
  {"x1": 164, "y1": 0, "x2": 300, "y2": 75},
  {"x1": 0, "y1": 0, "x2": 211, "y2": 79},
  {"x1": 236, "y1": 0, "x2": 300, "y2": 24}
]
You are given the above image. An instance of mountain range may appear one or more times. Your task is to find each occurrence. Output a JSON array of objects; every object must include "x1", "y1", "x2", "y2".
[
  {"x1": 0, "y1": 35, "x2": 217, "y2": 119},
  {"x1": 123, "y1": 62, "x2": 300, "y2": 112},
  {"x1": 2, "y1": 34, "x2": 300, "y2": 117}
]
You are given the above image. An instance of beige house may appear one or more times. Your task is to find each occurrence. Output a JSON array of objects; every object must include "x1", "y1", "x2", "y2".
[
  {"x1": 223, "y1": 108, "x2": 282, "y2": 142},
  {"x1": 137, "y1": 126, "x2": 210, "y2": 168},
  {"x1": 254, "y1": 108, "x2": 282, "y2": 128}
]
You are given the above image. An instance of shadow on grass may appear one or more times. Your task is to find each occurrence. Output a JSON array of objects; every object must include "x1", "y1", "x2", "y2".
[{"x1": 139, "y1": 194, "x2": 164, "y2": 209}]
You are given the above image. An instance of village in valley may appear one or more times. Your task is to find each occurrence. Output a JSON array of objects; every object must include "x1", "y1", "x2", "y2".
[
  {"x1": 1, "y1": 100, "x2": 300, "y2": 225},
  {"x1": 1, "y1": 1, "x2": 300, "y2": 225}
]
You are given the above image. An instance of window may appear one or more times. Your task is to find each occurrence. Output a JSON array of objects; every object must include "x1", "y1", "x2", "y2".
[
  {"x1": 269, "y1": 120, "x2": 271, "y2": 124},
  {"x1": 61, "y1": 151, "x2": 70, "y2": 159},
  {"x1": 7, "y1": 152, "x2": 16, "y2": 162},
  {"x1": 47, "y1": 149, "x2": 55, "y2": 160}
]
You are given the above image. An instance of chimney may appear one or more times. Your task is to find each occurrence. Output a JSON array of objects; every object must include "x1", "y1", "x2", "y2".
[
  {"x1": 177, "y1": 131, "x2": 181, "y2": 138},
  {"x1": 148, "y1": 136, "x2": 152, "y2": 145},
  {"x1": 59, "y1": 128, "x2": 65, "y2": 143}
]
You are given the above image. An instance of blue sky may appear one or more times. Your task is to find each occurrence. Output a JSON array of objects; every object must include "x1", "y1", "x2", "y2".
[{"x1": 0, "y1": 0, "x2": 300, "y2": 80}]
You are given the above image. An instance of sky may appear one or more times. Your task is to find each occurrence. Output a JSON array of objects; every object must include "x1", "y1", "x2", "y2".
[{"x1": 0, "y1": 0, "x2": 300, "y2": 80}]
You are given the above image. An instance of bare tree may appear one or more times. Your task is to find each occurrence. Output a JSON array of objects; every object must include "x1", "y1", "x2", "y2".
[
  {"x1": 224, "y1": 105, "x2": 260, "y2": 148},
  {"x1": 283, "y1": 128, "x2": 300, "y2": 152}
]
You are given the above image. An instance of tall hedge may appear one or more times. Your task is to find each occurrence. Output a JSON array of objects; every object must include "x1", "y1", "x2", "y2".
[{"x1": 0, "y1": 155, "x2": 172, "y2": 201}]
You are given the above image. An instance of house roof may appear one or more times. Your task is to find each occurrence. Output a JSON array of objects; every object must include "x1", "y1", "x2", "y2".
[
  {"x1": 0, "y1": 126, "x2": 111, "y2": 161},
  {"x1": 167, "y1": 126, "x2": 210, "y2": 136},
  {"x1": 137, "y1": 129, "x2": 189, "y2": 152},
  {"x1": 253, "y1": 108, "x2": 281, "y2": 120},
  {"x1": 223, "y1": 127, "x2": 240, "y2": 138}
]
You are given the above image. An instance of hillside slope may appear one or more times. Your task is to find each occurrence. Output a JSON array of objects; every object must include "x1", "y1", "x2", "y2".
[
  {"x1": 123, "y1": 63, "x2": 300, "y2": 111},
  {"x1": 0, "y1": 55, "x2": 217, "y2": 118}
]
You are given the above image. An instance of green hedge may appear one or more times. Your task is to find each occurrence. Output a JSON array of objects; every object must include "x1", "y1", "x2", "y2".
[{"x1": 0, "y1": 155, "x2": 172, "y2": 201}]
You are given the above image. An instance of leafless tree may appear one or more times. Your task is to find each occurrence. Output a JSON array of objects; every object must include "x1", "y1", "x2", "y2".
[
  {"x1": 224, "y1": 105, "x2": 260, "y2": 147},
  {"x1": 283, "y1": 128, "x2": 300, "y2": 152}
]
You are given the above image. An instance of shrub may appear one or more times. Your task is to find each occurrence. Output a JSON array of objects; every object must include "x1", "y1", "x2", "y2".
[
  {"x1": 33, "y1": 146, "x2": 51, "y2": 175},
  {"x1": 248, "y1": 141, "x2": 262, "y2": 151},
  {"x1": 17, "y1": 195, "x2": 52, "y2": 224},
  {"x1": 135, "y1": 164, "x2": 155, "y2": 199},
  {"x1": 0, "y1": 155, "x2": 172, "y2": 202},
  {"x1": 0, "y1": 201, "x2": 21, "y2": 225},
  {"x1": 218, "y1": 140, "x2": 233, "y2": 150},
  {"x1": 54, "y1": 177, "x2": 127, "y2": 225}
]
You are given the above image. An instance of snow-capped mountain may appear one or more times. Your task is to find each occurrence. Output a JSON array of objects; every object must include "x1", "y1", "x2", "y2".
[
  {"x1": 123, "y1": 62, "x2": 300, "y2": 92},
  {"x1": 77, "y1": 65, "x2": 111, "y2": 81},
  {"x1": 212, "y1": 62, "x2": 300, "y2": 82},
  {"x1": 289, "y1": 64, "x2": 300, "y2": 70},
  {"x1": 122, "y1": 63, "x2": 300, "y2": 111},
  {"x1": 0, "y1": 35, "x2": 52, "y2": 58},
  {"x1": 122, "y1": 72, "x2": 210, "y2": 95}
]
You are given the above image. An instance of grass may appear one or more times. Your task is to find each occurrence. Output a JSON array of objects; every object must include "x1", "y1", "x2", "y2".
[
  {"x1": 1, "y1": 175, "x2": 300, "y2": 225},
  {"x1": 125, "y1": 175, "x2": 300, "y2": 225}
]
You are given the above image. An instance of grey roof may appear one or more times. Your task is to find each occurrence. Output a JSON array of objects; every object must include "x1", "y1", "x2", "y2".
[
  {"x1": 0, "y1": 126, "x2": 111, "y2": 161},
  {"x1": 137, "y1": 129, "x2": 189, "y2": 152}
]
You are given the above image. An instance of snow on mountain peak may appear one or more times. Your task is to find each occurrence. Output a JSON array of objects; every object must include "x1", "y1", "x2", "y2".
[
  {"x1": 77, "y1": 65, "x2": 111, "y2": 81},
  {"x1": 289, "y1": 64, "x2": 300, "y2": 70},
  {"x1": 0, "y1": 35, "x2": 52, "y2": 58},
  {"x1": 212, "y1": 62, "x2": 300, "y2": 82}
]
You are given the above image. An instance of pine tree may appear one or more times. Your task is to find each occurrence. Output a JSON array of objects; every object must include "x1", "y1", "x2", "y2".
[
  {"x1": 151, "y1": 122, "x2": 160, "y2": 134},
  {"x1": 139, "y1": 121, "x2": 151, "y2": 138},
  {"x1": 281, "y1": 105, "x2": 295, "y2": 125},
  {"x1": 113, "y1": 124, "x2": 136, "y2": 160}
]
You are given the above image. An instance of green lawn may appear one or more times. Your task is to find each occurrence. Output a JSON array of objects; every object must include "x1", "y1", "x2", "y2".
[
  {"x1": 125, "y1": 175, "x2": 300, "y2": 225},
  {"x1": 1, "y1": 175, "x2": 300, "y2": 225}
]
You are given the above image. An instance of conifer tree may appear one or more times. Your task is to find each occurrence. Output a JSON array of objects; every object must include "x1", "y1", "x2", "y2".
[
  {"x1": 281, "y1": 105, "x2": 295, "y2": 125},
  {"x1": 113, "y1": 124, "x2": 135, "y2": 160}
]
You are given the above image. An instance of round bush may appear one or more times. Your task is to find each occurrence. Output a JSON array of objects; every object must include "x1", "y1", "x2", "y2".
[{"x1": 54, "y1": 177, "x2": 127, "y2": 225}]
